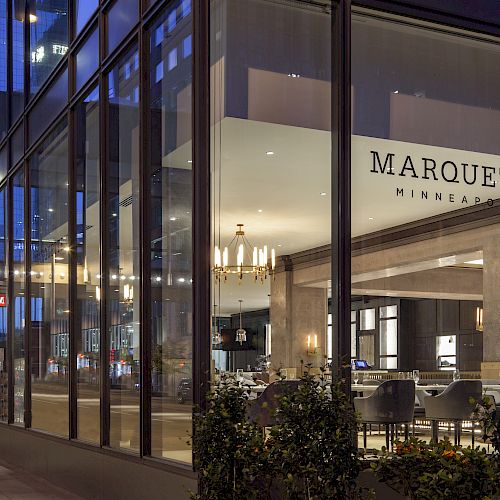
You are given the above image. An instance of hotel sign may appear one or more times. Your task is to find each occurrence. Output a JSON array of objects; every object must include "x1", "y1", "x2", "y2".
[{"x1": 351, "y1": 135, "x2": 500, "y2": 235}]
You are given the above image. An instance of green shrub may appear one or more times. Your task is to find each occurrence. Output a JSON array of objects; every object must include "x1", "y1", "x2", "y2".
[
  {"x1": 372, "y1": 437, "x2": 500, "y2": 499},
  {"x1": 191, "y1": 369, "x2": 362, "y2": 500}
]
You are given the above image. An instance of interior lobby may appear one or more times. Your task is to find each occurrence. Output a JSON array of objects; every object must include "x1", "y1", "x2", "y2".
[{"x1": 208, "y1": 0, "x2": 500, "y2": 449}]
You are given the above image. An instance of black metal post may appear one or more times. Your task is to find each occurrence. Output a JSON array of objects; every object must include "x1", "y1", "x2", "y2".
[
  {"x1": 331, "y1": 0, "x2": 352, "y2": 392},
  {"x1": 192, "y1": 0, "x2": 211, "y2": 467}
]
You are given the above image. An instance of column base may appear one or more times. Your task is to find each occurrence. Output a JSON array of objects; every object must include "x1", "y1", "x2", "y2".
[{"x1": 481, "y1": 362, "x2": 500, "y2": 380}]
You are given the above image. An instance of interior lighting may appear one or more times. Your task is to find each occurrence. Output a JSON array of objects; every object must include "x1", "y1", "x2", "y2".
[
  {"x1": 307, "y1": 334, "x2": 318, "y2": 355},
  {"x1": 476, "y1": 307, "x2": 484, "y2": 332},
  {"x1": 213, "y1": 224, "x2": 275, "y2": 283},
  {"x1": 235, "y1": 300, "x2": 247, "y2": 345},
  {"x1": 266, "y1": 151, "x2": 274, "y2": 156}
]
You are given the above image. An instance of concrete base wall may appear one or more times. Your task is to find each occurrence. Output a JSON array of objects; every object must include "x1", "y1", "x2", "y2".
[
  {"x1": 481, "y1": 361, "x2": 500, "y2": 380},
  {"x1": 0, "y1": 425, "x2": 197, "y2": 500}
]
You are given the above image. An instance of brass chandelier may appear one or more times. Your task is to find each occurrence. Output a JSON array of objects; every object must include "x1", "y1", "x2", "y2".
[{"x1": 213, "y1": 224, "x2": 276, "y2": 283}]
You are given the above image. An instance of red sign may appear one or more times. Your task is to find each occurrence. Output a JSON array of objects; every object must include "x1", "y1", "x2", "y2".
[{"x1": 0, "y1": 295, "x2": 6, "y2": 307}]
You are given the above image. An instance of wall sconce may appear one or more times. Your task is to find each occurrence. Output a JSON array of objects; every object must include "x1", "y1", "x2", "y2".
[
  {"x1": 307, "y1": 334, "x2": 318, "y2": 355},
  {"x1": 475, "y1": 306, "x2": 483, "y2": 332}
]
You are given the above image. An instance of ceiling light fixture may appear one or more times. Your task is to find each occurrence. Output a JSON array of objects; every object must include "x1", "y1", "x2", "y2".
[
  {"x1": 213, "y1": 224, "x2": 275, "y2": 283},
  {"x1": 266, "y1": 151, "x2": 274, "y2": 156},
  {"x1": 236, "y1": 300, "x2": 247, "y2": 345}
]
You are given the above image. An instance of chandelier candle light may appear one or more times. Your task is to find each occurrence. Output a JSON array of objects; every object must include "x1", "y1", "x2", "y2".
[{"x1": 214, "y1": 224, "x2": 276, "y2": 282}]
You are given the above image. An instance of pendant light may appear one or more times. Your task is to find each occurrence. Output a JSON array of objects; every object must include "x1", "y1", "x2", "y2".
[{"x1": 235, "y1": 299, "x2": 247, "y2": 345}]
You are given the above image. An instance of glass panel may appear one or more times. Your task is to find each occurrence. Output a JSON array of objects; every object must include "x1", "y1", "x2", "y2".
[
  {"x1": 210, "y1": 0, "x2": 331, "y2": 425},
  {"x1": 11, "y1": 0, "x2": 25, "y2": 121},
  {"x1": 75, "y1": 0, "x2": 98, "y2": 35},
  {"x1": 75, "y1": 29, "x2": 98, "y2": 93},
  {"x1": 350, "y1": 323, "x2": 356, "y2": 358},
  {"x1": 379, "y1": 318, "x2": 397, "y2": 356},
  {"x1": 107, "y1": 0, "x2": 138, "y2": 55},
  {"x1": 380, "y1": 357, "x2": 397, "y2": 370},
  {"x1": 0, "y1": 0, "x2": 7, "y2": 141},
  {"x1": 30, "y1": 0, "x2": 69, "y2": 96},
  {"x1": 30, "y1": 120, "x2": 69, "y2": 436},
  {"x1": 352, "y1": 13, "x2": 500, "y2": 395},
  {"x1": 12, "y1": 170, "x2": 24, "y2": 424},
  {"x1": 0, "y1": 187, "x2": 8, "y2": 421},
  {"x1": 380, "y1": 305, "x2": 397, "y2": 319},
  {"x1": 359, "y1": 309, "x2": 375, "y2": 330},
  {"x1": 149, "y1": 3, "x2": 192, "y2": 462},
  {"x1": 107, "y1": 45, "x2": 140, "y2": 452},
  {"x1": 358, "y1": 335, "x2": 375, "y2": 366},
  {"x1": 11, "y1": 124, "x2": 24, "y2": 168},
  {"x1": 75, "y1": 86, "x2": 100, "y2": 443},
  {"x1": 437, "y1": 335, "x2": 456, "y2": 370},
  {"x1": 29, "y1": 68, "x2": 68, "y2": 145}
]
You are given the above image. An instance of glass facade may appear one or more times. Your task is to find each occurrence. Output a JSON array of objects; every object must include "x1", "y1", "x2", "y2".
[
  {"x1": 74, "y1": 86, "x2": 100, "y2": 443},
  {"x1": 0, "y1": 0, "x2": 498, "y2": 484},
  {"x1": 29, "y1": 119, "x2": 69, "y2": 436}
]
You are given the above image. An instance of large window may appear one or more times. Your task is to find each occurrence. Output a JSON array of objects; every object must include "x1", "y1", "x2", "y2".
[
  {"x1": 75, "y1": 86, "x2": 100, "y2": 443},
  {"x1": 107, "y1": 45, "x2": 140, "y2": 452},
  {"x1": 0, "y1": 0, "x2": 7, "y2": 140},
  {"x1": 0, "y1": 187, "x2": 7, "y2": 421},
  {"x1": 12, "y1": 170, "x2": 24, "y2": 424},
  {"x1": 11, "y1": 0, "x2": 24, "y2": 122},
  {"x1": 148, "y1": 2, "x2": 192, "y2": 462},
  {"x1": 29, "y1": 120, "x2": 69, "y2": 436},
  {"x1": 30, "y1": 0, "x2": 69, "y2": 96},
  {"x1": 210, "y1": 0, "x2": 332, "y2": 390}
]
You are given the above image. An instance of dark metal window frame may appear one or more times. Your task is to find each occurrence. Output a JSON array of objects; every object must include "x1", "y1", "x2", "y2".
[{"x1": 0, "y1": 0, "x2": 498, "y2": 480}]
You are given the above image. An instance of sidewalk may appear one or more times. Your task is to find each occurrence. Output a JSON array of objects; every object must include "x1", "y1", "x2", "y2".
[{"x1": 0, "y1": 461, "x2": 83, "y2": 499}]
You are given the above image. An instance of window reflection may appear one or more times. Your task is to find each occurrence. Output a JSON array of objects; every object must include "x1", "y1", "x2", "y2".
[
  {"x1": 75, "y1": 86, "x2": 100, "y2": 443},
  {"x1": 149, "y1": 2, "x2": 192, "y2": 462},
  {"x1": 75, "y1": 29, "x2": 98, "y2": 93},
  {"x1": 0, "y1": 188, "x2": 8, "y2": 421},
  {"x1": 30, "y1": 0, "x2": 69, "y2": 96},
  {"x1": 107, "y1": 45, "x2": 140, "y2": 452},
  {"x1": 0, "y1": 0, "x2": 7, "y2": 139},
  {"x1": 75, "y1": 0, "x2": 98, "y2": 35},
  {"x1": 30, "y1": 120, "x2": 69, "y2": 436},
  {"x1": 12, "y1": 171, "x2": 24, "y2": 424},
  {"x1": 11, "y1": 0, "x2": 24, "y2": 121}
]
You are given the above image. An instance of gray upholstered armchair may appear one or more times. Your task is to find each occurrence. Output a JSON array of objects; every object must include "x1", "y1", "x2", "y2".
[
  {"x1": 424, "y1": 380, "x2": 482, "y2": 444},
  {"x1": 246, "y1": 380, "x2": 300, "y2": 428},
  {"x1": 354, "y1": 379, "x2": 415, "y2": 450}
]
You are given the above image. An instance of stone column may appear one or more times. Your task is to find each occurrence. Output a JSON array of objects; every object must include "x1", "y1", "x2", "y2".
[
  {"x1": 481, "y1": 235, "x2": 500, "y2": 380},
  {"x1": 270, "y1": 260, "x2": 328, "y2": 376}
]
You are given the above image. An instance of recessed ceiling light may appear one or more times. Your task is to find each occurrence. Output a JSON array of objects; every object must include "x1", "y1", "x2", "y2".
[
  {"x1": 368, "y1": 217, "x2": 374, "y2": 220},
  {"x1": 320, "y1": 192, "x2": 327, "y2": 196},
  {"x1": 278, "y1": 244, "x2": 282, "y2": 247},
  {"x1": 169, "y1": 216, "x2": 177, "y2": 221},
  {"x1": 392, "y1": 90, "x2": 399, "y2": 94},
  {"x1": 178, "y1": 277, "x2": 186, "y2": 283},
  {"x1": 48, "y1": 208, "x2": 54, "y2": 212},
  {"x1": 266, "y1": 151, "x2": 274, "y2": 156},
  {"x1": 258, "y1": 209, "x2": 263, "y2": 213},
  {"x1": 187, "y1": 160, "x2": 192, "y2": 163}
]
